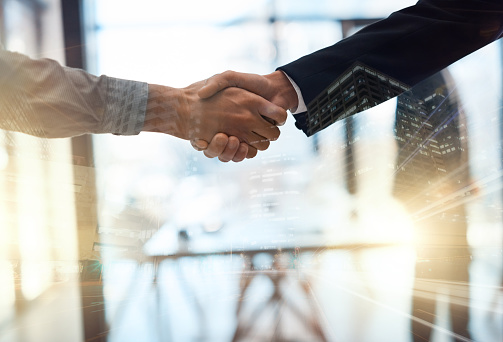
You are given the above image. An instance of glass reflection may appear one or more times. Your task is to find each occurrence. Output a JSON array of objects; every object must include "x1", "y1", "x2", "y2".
[
  {"x1": 91, "y1": 56, "x2": 502, "y2": 342},
  {"x1": 84, "y1": 1, "x2": 502, "y2": 340},
  {"x1": 0, "y1": 1, "x2": 501, "y2": 342},
  {"x1": 394, "y1": 71, "x2": 472, "y2": 341}
]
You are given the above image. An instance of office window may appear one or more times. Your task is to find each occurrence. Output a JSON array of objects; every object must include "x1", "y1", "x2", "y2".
[{"x1": 85, "y1": 0, "x2": 503, "y2": 341}]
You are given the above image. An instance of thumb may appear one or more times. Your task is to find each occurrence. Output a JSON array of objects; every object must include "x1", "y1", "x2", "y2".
[{"x1": 198, "y1": 70, "x2": 269, "y2": 99}]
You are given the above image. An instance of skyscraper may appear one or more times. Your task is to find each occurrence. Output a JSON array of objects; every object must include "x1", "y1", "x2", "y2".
[
  {"x1": 306, "y1": 62, "x2": 410, "y2": 136},
  {"x1": 393, "y1": 75, "x2": 469, "y2": 215},
  {"x1": 392, "y1": 72, "x2": 472, "y2": 342}
]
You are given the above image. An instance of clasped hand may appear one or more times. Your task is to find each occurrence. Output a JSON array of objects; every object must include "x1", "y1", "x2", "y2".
[
  {"x1": 144, "y1": 70, "x2": 297, "y2": 162},
  {"x1": 196, "y1": 70, "x2": 299, "y2": 162},
  {"x1": 195, "y1": 70, "x2": 298, "y2": 162}
]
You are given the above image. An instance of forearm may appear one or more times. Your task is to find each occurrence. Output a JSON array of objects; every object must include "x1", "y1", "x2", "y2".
[
  {"x1": 279, "y1": 0, "x2": 503, "y2": 105},
  {"x1": 0, "y1": 49, "x2": 147, "y2": 138}
]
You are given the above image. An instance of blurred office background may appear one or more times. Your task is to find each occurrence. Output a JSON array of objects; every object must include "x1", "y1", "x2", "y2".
[{"x1": 0, "y1": 0, "x2": 502, "y2": 341}]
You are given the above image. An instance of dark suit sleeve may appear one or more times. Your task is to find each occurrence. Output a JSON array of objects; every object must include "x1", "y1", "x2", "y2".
[{"x1": 278, "y1": 0, "x2": 503, "y2": 108}]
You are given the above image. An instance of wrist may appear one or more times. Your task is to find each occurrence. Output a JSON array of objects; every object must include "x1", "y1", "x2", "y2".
[
  {"x1": 143, "y1": 84, "x2": 190, "y2": 139},
  {"x1": 264, "y1": 70, "x2": 298, "y2": 111}
]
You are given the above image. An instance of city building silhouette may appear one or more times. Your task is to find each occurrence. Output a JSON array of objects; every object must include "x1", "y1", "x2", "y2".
[
  {"x1": 306, "y1": 62, "x2": 410, "y2": 136},
  {"x1": 392, "y1": 72, "x2": 472, "y2": 342}
]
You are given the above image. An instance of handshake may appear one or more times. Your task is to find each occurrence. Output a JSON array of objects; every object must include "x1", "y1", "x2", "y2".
[{"x1": 143, "y1": 70, "x2": 299, "y2": 163}]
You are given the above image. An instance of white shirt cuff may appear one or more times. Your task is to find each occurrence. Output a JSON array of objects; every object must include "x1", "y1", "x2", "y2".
[{"x1": 281, "y1": 71, "x2": 307, "y2": 114}]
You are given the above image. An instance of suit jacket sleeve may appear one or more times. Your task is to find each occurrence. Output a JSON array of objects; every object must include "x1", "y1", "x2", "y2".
[{"x1": 278, "y1": 0, "x2": 503, "y2": 109}]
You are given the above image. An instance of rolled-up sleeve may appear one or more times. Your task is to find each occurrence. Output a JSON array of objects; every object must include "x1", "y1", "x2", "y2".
[{"x1": 0, "y1": 48, "x2": 148, "y2": 138}]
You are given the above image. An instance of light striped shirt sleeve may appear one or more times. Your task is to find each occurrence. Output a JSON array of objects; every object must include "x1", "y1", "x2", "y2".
[{"x1": 0, "y1": 47, "x2": 148, "y2": 138}]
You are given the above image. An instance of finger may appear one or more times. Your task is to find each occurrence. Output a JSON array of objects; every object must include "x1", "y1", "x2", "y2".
[
  {"x1": 246, "y1": 145, "x2": 258, "y2": 159},
  {"x1": 203, "y1": 133, "x2": 229, "y2": 158},
  {"x1": 253, "y1": 124, "x2": 281, "y2": 143},
  {"x1": 232, "y1": 143, "x2": 249, "y2": 162},
  {"x1": 190, "y1": 139, "x2": 209, "y2": 151},
  {"x1": 246, "y1": 132, "x2": 270, "y2": 151},
  {"x1": 198, "y1": 70, "x2": 269, "y2": 99},
  {"x1": 258, "y1": 102, "x2": 288, "y2": 126},
  {"x1": 232, "y1": 92, "x2": 283, "y2": 146},
  {"x1": 218, "y1": 136, "x2": 240, "y2": 163}
]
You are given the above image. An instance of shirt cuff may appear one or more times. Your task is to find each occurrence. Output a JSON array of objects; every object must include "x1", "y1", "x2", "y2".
[
  {"x1": 102, "y1": 77, "x2": 148, "y2": 135},
  {"x1": 281, "y1": 71, "x2": 307, "y2": 114}
]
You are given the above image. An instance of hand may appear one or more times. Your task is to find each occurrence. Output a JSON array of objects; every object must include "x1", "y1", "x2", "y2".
[
  {"x1": 143, "y1": 80, "x2": 287, "y2": 151},
  {"x1": 198, "y1": 70, "x2": 298, "y2": 112},
  {"x1": 191, "y1": 133, "x2": 256, "y2": 162},
  {"x1": 191, "y1": 70, "x2": 298, "y2": 162}
]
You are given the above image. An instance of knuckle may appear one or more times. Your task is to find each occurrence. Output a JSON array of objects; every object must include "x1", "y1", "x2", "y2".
[
  {"x1": 239, "y1": 142, "x2": 248, "y2": 152},
  {"x1": 214, "y1": 135, "x2": 229, "y2": 149},
  {"x1": 228, "y1": 136, "x2": 239, "y2": 147},
  {"x1": 235, "y1": 145, "x2": 248, "y2": 161},
  {"x1": 222, "y1": 70, "x2": 234, "y2": 79}
]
